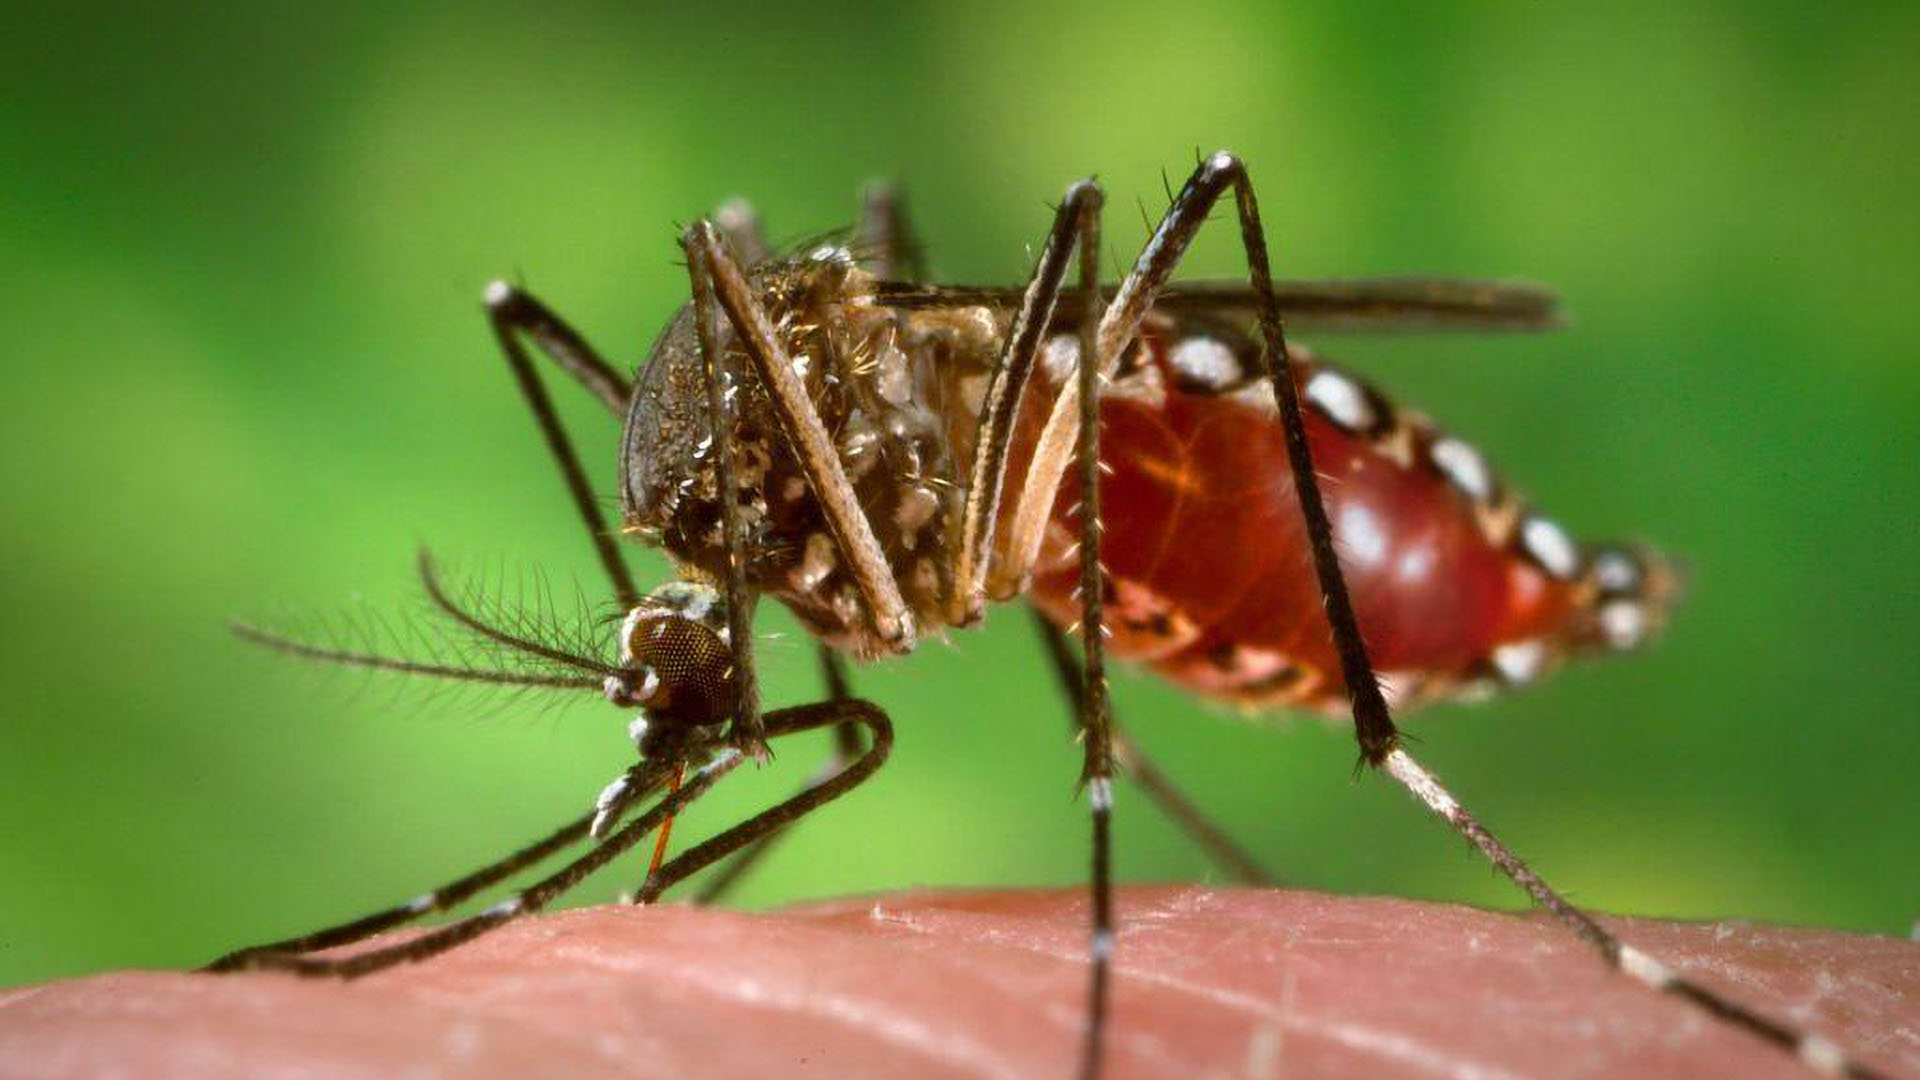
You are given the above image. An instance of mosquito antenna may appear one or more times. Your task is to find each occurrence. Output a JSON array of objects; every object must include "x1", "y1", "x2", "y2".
[
  {"x1": 230, "y1": 621, "x2": 604, "y2": 691},
  {"x1": 415, "y1": 549, "x2": 618, "y2": 677}
]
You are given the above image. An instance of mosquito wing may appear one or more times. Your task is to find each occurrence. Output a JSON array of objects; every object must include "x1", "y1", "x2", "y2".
[{"x1": 873, "y1": 277, "x2": 1562, "y2": 333}]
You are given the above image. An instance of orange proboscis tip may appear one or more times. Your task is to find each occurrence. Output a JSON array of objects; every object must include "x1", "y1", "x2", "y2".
[{"x1": 647, "y1": 763, "x2": 686, "y2": 880}]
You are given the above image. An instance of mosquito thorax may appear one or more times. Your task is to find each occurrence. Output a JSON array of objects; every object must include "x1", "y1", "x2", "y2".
[
  {"x1": 620, "y1": 254, "x2": 1010, "y2": 657},
  {"x1": 603, "y1": 580, "x2": 737, "y2": 756}
]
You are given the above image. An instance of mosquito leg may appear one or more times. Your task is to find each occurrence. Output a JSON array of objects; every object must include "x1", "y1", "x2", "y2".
[
  {"x1": 1059, "y1": 179, "x2": 1119, "y2": 1080},
  {"x1": 245, "y1": 698, "x2": 886, "y2": 977},
  {"x1": 217, "y1": 756, "x2": 741, "y2": 977},
  {"x1": 680, "y1": 229, "x2": 767, "y2": 753},
  {"x1": 936, "y1": 179, "x2": 1117, "y2": 1077},
  {"x1": 690, "y1": 646, "x2": 865, "y2": 905},
  {"x1": 817, "y1": 641, "x2": 853, "y2": 701},
  {"x1": 483, "y1": 283, "x2": 632, "y2": 417},
  {"x1": 949, "y1": 182, "x2": 1109, "y2": 627},
  {"x1": 205, "y1": 760, "x2": 673, "y2": 974},
  {"x1": 207, "y1": 810, "x2": 596, "y2": 971},
  {"x1": 681, "y1": 222, "x2": 915, "y2": 657},
  {"x1": 1192, "y1": 151, "x2": 1885, "y2": 1080},
  {"x1": 636, "y1": 696, "x2": 893, "y2": 905},
  {"x1": 483, "y1": 283, "x2": 639, "y2": 609},
  {"x1": 1028, "y1": 609, "x2": 1272, "y2": 886},
  {"x1": 855, "y1": 181, "x2": 927, "y2": 282},
  {"x1": 1380, "y1": 750, "x2": 1888, "y2": 1079},
  {"x1": 207, "y1": 697, "x2": 879, "y2": 977}
]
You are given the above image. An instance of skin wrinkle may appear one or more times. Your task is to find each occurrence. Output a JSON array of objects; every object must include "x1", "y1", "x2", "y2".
[
  {"x1": 43, "y1": 972, "x2": 622, "y2": 1077},
  {"x1": 353, "y1": 908, "x2": 1009, "y2": 1078},
  {"x1": 846, "y1": 901, "x2": 1199, "y2": 1072},
  {"x1": 858, "y1": 915, "x2": 1170, "y2": 1065},
  {"x1": 1688, "y1": 933, "x2": 1883, "y2": 1031},
  {"x1": 841, "y1": 889, "x2": 1920, "y2": 1075},
  {"x1": 552, "y1": 908, "x2": 1058, "y2": 1080},
  {"x1": 558, "y1": 942, "x2": 1023, "y2": 1080},
  {"x1": 862, "y1": 893, "x2": 1528, "y2": 1080},
  {"x1": 316, "y1": 946, "x2": 662, "y2": 1074}
]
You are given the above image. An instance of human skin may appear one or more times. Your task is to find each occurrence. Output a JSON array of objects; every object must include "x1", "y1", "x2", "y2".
[{"x1": 1, "y1": 886, "x2": 1914, "y2": 1079}]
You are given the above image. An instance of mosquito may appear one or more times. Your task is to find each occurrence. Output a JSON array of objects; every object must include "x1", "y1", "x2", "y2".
[{"x1": 208, "y1": 151, "x2": 1887, "y2": 1080}]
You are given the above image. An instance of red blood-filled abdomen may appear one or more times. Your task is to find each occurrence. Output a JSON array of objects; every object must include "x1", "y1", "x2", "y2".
[{"x1": 1028, "y1": 341, "x2": 1593, "y2": 713}]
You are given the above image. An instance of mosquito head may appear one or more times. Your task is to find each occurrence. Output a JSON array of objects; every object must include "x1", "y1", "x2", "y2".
[{"x1": 605, "y1": 580, "x2": 737, "y2": 756}]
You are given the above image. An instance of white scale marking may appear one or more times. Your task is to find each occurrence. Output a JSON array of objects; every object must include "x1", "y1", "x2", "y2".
[
  {"x1": 619, "y1": 608, "x2": 645, "y2": 662},
  {"x1": 1304, "y1": 370, "x2": 1375, "y2": 432},
  {"x1": 483, "y1": 280, "x2": 513, "y2": 308},
  {"x1": 591, "y1": 772, "x2": 632, "y2": 838},
  {"x1": 1340, "y1": 502, "x2": 1389, "y2": 566},
  {"x1": 1042, "y1": 335, "x2": 1079, "y2": 383},
  {"x1": 1491, "y1": 640, "x2": 1549, "y2": 685},
  {"x1": 1618, "y1": 945, "x2": 1675, "y2": 989},
  {"x1": 595, "y1": 774, "x2": 630, "y2": 811},
  {"x1": 1430, "y1": 437, "x2": 1494, "y2": 501},
  {"x1": 1088, "y1": 777, "x2": 1113, "y2": 813},
  {"x1": 1383, "y1": 748, "x2": 1461, "y2": 823},
  {"x1": 1219, "y1": 645, "x2": 1292, "y2": 685},
  {"x1": 679, "y1": 585, "x2": 717, "y2": 622},
  {"x1": 1599, "y1": 601, "x2": 1649, "y2": 650},
  {"x1": 482, "y1": 896, "x2": 523, "y2": 918},
  {"x1": 1169, "y1": 336, "x2": 1241, "y2": 389},
  {"x1": 1800, "y1": 1035, "x2": 1848, "y2": 1075},
  {"x1": 1520, "y1": 516, "x2": 1581, "y2": 580},
  {"x1": 1592, "y1": 550, "x2": 1642, "y2": 593},
  {"x1": 1375, "y1": 672, "x2": 1419, "y2": 709},
  {"x1": 404, "y1": 894, "x2": 435, "y2": 914}
]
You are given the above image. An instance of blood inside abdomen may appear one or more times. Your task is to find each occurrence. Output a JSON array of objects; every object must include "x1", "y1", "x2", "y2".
[{"x1": 1027, "y1": 367, "x2": 1577, "y2": 712}]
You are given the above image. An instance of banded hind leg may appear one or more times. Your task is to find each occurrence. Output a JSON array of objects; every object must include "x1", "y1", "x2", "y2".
[
  {"x1": 1000, "y1": 151, "x2": 1885, "y2": 1080},
  {"x1": 1204, "y1": 150, "x2": 1887, "y2": 1080}
]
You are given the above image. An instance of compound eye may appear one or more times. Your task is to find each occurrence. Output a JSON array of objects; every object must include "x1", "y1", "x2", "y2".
[{"x1": 620, "y1": 610, "x2": 737, "y2": 732}]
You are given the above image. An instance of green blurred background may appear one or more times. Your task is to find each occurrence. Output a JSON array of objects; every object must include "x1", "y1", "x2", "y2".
[{"x1": 2, "y1": 1, "x2": 1915, "y2": 986}]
